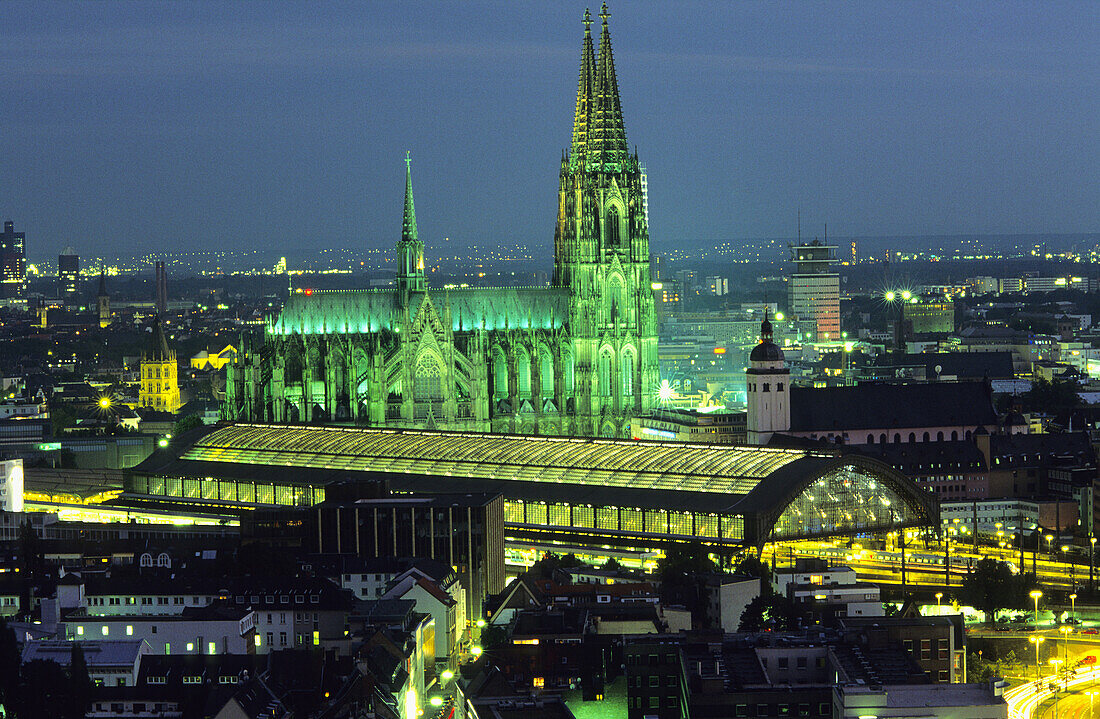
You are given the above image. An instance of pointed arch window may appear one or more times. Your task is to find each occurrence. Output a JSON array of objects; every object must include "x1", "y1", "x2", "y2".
[
  {"x1": 621, "y1": 350, "x2": 635, "y2": 397},
  {"x1": 492, "y1": 349, "x2": 507, "y2": 397},
  {"x1": 608, "y1": 277, "x2": 624, "y2": 326},
  {"x1": 516, "y1": 347, "x2": 531, "y2": 398},
  {"x1": 414, "y1": 355, "x2": 443, "y2": 402},
  {"x1": 563, "y1": 349, "x2": 575, "y2": 395},
  {"x1": 606, "y1": 206, "x2": 621, "y2": 247},
  {"x1": 598, "y1": 350, "x2": 613, "y2": 397},
  {"x1": 539, "y1": 347, "x2": 554, "y2": 398}
]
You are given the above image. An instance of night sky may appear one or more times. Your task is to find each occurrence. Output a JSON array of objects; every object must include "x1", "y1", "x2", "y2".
[{"x1": 3, "y1": 2, "x2": 1099, "y2": 261}]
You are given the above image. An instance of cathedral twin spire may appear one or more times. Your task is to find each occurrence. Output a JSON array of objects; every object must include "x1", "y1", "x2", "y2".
[
  {"x1": 570, "y1": 4, "x2": 629, "y2": 171},
  {"x1": 397, "y1": 151, "x2": 425, "y2": 303}
]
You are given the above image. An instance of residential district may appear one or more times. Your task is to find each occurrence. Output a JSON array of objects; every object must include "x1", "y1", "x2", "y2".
[{"x1": 3, "y1": 7, "x2": 1100, "y2": 719}]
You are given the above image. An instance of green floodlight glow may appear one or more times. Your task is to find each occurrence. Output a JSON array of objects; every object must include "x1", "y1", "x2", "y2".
[
  {"x1": 657, "y1": 380, "x2": 674, "y2": 402},
  {"x1": 471, "y1": 645, "x2": 483, "y2": 656},
  {"x1": 441, "y1": 670, "x2": 455, "y2": 682},
  {"x1": 476, "y1": 618, "x2": 486, "y2": 628},
  {"x1": 158, "y1": 439, "x2": 169, "y2": 448},
  {"x1": 430, "y1": 696, "x2": 444, "y2": 707}
]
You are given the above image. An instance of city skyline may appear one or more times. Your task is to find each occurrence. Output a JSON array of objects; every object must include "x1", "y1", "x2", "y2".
[{"x1": 4, "y1": 2, "x2": 1099, "y2": 259}]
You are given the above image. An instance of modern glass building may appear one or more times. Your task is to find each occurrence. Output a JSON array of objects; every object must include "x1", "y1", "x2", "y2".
[{"x1": 125, "y1": 423, "x2": 938, "y2": 551}]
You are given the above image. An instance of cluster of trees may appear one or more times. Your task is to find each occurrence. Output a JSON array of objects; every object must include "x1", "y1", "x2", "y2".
[
  {"x1": 956, "y1": 558, "x2": 1040, "y2": 623},
  {"x1": 734, "y1": 556, "x2": 803, "y2": 632},
  {"x1": 0, "y1": 620, "x2": 91, "y2": 719}
]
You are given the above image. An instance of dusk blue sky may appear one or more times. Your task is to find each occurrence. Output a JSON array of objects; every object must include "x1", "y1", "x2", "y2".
[{"x1": 3, "y1": 2, "x2": 1099, "y2": 261}]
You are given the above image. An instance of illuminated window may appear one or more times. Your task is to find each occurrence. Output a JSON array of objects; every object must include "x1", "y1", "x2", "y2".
[{"x1": 533, "y1": 677, "x2": 545, "y2": 689}]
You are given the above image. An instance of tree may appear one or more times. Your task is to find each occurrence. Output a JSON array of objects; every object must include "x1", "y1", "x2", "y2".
[
  {"x1": 657, "y1": 542, "x2": 719, "y2": 578},
  {"x1": 67, "y1": 644, "x2": 93, "y2": 719},
  {"x1": 0, "y1": 619, "x2": 20, "y2": 710},
  {"x1": 735, "y1": 555, "x2": 772, "y2": 581},
  {"x1": 172, "y1": 414, "x2": 205, "y2": 438},
  {"x1": 738, "y1": 592, "x2": 801, "y2": 632},
  {"x1": 957, "y1": 558, "x2": 1035, "y2": 622},
  {"x1": 603, "y1": 557, "x2": 622, "y2": 571}
]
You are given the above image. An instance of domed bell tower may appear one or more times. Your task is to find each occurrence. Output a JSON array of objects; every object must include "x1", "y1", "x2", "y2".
[{"x1": 746, "y1": 310, "x2": 790, "y2": 445}]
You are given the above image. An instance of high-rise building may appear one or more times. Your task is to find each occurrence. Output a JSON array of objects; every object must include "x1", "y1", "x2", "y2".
[
  {"x1": 58, "y1": 248, "x2": 79, "y2": 300},
  {"x1": 139, "y1": 316, "x2": 181, "y2": 413},
  {"x1": 154, "y1": 261, "x2": 168, "y2": 314},
  {"x1": 788, "y1": 239, "x2": 839, "y2": 341},
  {"x1": 225, "y1": 5, "x2": 657, "y2": 438},
  {"x1": 0, "y1": 221, "x2": 27, "y2": 301}
]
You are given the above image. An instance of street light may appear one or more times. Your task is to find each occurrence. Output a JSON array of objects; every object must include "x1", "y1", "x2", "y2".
[
  {"x1": 1070, "y1": 593, "x2": 1078, "y2": 622},
  {"x1": 935, "y1": 592, "x2": 943, "y2": 607},
  {"x1": 1031, "y1": 590, "x2": 1043, "y2": 629},
  {"x1": 1091, "y1": 536, "x2": 1097, "y2": 593},
  {"x1": 1060, "y1": 625, "x2": 1073, "y2": 663},
  {"x1": 1030, "y1": 636, "x2": 1046, "y2": 679},
  {"x1": 1047, "y1": 534, "x2": 1054, "y2": 560}
]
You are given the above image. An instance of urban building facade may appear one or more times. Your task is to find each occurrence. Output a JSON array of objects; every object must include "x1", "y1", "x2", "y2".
[
  {"x1": 0, "y1": 220, "x2": 27, "y2": 301},
  {"x1": 788, "y1": 239, "x2": 839, "y2": 341},
  {"x1": 139, "y1": 316, "x2": 181, "y2": 413}
]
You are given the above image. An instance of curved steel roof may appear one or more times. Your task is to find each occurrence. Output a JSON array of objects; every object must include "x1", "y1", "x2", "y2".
[{"x1": 181, "y1": 423, "x2": 822, "y2": 497}]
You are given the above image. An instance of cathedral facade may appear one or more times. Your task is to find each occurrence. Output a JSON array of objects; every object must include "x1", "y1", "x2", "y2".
[{"x1": 224, "y1": 6, "x2": 658, "y2": 438}]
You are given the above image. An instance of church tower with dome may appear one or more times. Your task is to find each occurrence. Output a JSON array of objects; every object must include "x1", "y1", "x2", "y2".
[{"x1": 746, "y1": 310, "x2": 790, "y2": 445}]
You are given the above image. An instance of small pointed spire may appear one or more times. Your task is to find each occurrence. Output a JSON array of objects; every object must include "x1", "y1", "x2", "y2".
[
  {"x1": 570, "y1": 8, "x2": 597, "y2": 165},
  {"x1": 402, "y1": 151, "x2": 417, "y2": 243},
  {"x1": 761, "y1": 307, "x2": 773, "y2": 342},
  {"x1": 590, "y1": 2, "x2": 628, "y2": 166}
]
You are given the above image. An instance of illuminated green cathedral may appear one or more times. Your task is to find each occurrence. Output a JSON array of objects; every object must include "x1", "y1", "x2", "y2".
[{"x1": 224, "y1": 5, "x2": 657, "y2": 438}]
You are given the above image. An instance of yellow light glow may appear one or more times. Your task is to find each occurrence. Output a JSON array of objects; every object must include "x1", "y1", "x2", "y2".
[
  {"x1": 471, "y1": 645, "x2": 483, "y2": 656},
  {"x1": 430, "y1": 697, "x2": 444, "y2": 707},
  {"x1": 98, "y1": 397, "x2": 111, "y2": 408},
  {"x1": 774, "y1": 311, "x2": 784, "y2": 321}
]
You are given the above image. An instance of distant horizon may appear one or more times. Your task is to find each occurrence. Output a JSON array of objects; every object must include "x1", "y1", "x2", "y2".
[
  {"x1": 4, "y1": 2, "x2": 1098, "y2": 260},
  {"x1": 22, "y1": 230, "x2": 1100, "y2": 268}
]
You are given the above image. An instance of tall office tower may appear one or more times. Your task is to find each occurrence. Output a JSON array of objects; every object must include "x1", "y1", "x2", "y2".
[
  {"x1": 0, "y1": 221, "x2": 27, "y2": 301},
  {"x1": 58, "y1": 248, "x2": 79, "y2": 300},
  {"x1": 788, "y1": 239, "x2": 840, "y2": 341},
  {"x1": 154, "y1": 261, "x2": 168, "y2": 314},
  {"x1": 850, "y1": 241, "x2": 857, "y2": 265}
]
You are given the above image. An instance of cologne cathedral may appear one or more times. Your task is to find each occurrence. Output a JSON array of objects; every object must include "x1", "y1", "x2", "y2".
[{"x1": 224, "y1": 6, "x2": 658, "y2": 438}]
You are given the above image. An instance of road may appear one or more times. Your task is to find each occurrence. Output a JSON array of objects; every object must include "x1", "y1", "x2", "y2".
[
  {"x1": 766, "y1": 539, "x2": 1096, "y2": 591},
  {"x1": 1036, "y1": 683, "x2": 1100, "y2": 719}
]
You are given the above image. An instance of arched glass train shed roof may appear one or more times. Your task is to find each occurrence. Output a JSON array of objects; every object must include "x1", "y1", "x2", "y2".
[{"x1": 133, "y1": 423, "x2": 938, "y2": 547}]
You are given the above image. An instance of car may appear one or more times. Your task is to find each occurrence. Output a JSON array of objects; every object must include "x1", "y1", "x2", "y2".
[
  {"x1": 1081, "y1": 656, "x2": 1097, "y2": 665},
  {"x1": 1082, "y1": 628, "x2": 1098, "y2": 635},
  {"x1": 1066, "y1": 618, "x2": 1083, "y2": 625}
]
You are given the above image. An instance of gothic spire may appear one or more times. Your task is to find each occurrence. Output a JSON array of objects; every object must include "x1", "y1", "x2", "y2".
[
  {"x1": 570, "y1": 8, "x2": 597, "y2": 164},
  {"x1": 402, "y1": 150, "x2": 418, "y2": 243},
  {"x1": 590, "y1": 3, "x2": 629, "y2": 166},
  {"x1": 146, "y1": 314, "x2": 173, "y2": 362}
]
